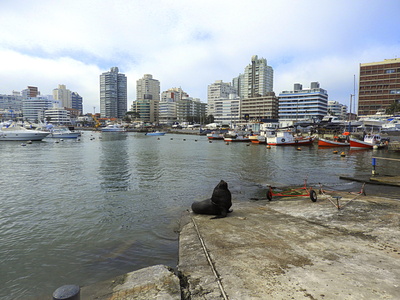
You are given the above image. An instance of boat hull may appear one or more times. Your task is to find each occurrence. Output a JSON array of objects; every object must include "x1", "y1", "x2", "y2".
[
  {"x1": 145, "y1": 132, "x2": 166, "y2": 136},
  {"x1": 349, "y1": 138, "x2": 373, "y2": 149},
  {"x1": 318, "y1": 138, "x2": 349, "y2": 147},
  {"x1": 267, "y1": 138, "x2": 314, "y2": 146},
  {"x1": 0, "y1": 132, "x2": 49, "y2": 141}
]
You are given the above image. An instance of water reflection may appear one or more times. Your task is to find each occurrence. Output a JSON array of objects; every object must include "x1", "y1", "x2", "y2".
[{"x1": 99, "y1": 132, "x2": 131, "y2": 191}]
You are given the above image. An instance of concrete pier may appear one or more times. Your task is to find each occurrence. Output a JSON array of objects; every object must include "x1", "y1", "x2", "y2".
[
  {"x1": 79, "y1": 191, "x2": 399, "y2": 299},
  {"x1": 178, "y1": 192, "x2": 400, "y2": 299}
]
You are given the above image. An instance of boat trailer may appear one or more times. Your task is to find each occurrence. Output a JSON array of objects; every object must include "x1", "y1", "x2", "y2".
[
  {"x1": 317, "y1": 182, "x2": 367, "y2": 210},
  {"x1": 266, "y1": 177, "x2": 317, "y2": 202}
]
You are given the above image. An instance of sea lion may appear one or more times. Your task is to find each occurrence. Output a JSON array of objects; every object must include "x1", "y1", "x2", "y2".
[{"x1": 191, "y1": 180, "x2": 232, "y2": 218}]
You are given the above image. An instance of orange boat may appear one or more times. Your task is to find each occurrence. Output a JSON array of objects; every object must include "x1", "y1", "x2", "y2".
[{"x1": 318, "y1": 137, "x2": 349, "y2": 147}]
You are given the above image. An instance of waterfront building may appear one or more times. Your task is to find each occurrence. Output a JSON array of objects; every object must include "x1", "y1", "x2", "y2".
[
  {"x1": 207, "y1": 80, "x2": 238, "y2": 117},
  {"x1": 212, "y1": 95, "x2": 241, "y2": 125},
  {"x1": 53, "y1": 84, "x2": 72, "y2": 108},
  {"x1": 21, "y1": 86, "x2": 39, "y2": 98},
  {"x1": 328, "y1": 100, "x2": 347, "y2": 119},
  {"x1": 71, "y1": 92, "x2": 83, "y2": 115},
  {"x1": 240, "y1": 55, "x2": 273, "y2": 99},
  {"x1": 0, "y1": 92, "x2": 23, "y2": 111},
  {"x1": 44, "y1": 108, "x2": 71, "y2": 125},
  {"x1": 22, "y1": 96, "x2": 57, "y2": 122},
  {"x1": 158, "y1": 88, "x2": 187, "y2": 125},
  {"x1": 240, "y1": 92, "x2": 279, "y2": 121},
  {"x1": 278, "y1": 82, "x2": 328, "y2": 121},
  {"x1": 132, "y1": 74, "x2": 160, "y2": 123},
  {"x1": 100, "y1": 67, "x2": 127, "y2": 119},
  {"x1": 176, "y1": 97, "x2": 207, "y2": 124},
  {"x1": 358, "y1": 58, "x2": 400, "y2": 115}
]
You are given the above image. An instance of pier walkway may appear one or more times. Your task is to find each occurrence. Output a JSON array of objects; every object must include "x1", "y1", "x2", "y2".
[{"x1": 80, "y1": 190, "x2": 399, "y2": 299}]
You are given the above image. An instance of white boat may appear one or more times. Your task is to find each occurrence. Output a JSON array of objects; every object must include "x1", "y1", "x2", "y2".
[
  {"x1": 46, "y1": 127, "x2": 82, "y2": 138},
  {"x1": 349, "y1": 134, "x2": 384, "y2": 149},
  {"x1": 223, "y1": 130, "x2": 251, "y2": 143},
  {"x1": 145, "y1": 131, "x2": 166, "y2": 136},
  {"x1": 101, "y1": 124, "x2": 126, "y2": 132},
  {"x1": 206, "y1": 131, "x2": 224, "y2": 140},
  {"x1": 381, "y1": 117, "x2": 400, "y2": 132},
  {"x1": 0, "y1": 123, "x2": 50, "y2": 141},
  {"x1": 267, "y1": 131, "x2": 314, "y2": 146}
]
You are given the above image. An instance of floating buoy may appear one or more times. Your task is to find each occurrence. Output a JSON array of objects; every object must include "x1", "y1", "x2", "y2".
[
  {"x1": 27, "y1": 140, "x2": 32, "y2": 144},
  {"x1": 195, "y1": 140, "x2": 198, "y2": 142},
  {"x1": 60, "y1": 139, "x2": 64, "y2": 141},
  {"x1": 266, "y1": 145, "x2": 271, "y2": 149},
  {"x1": 333, "y1": 150, "x2": 338, "y2": 154},
  {"x1": 21, "y1": 143, "x2": 26, "y2": 146},
  {"x1": 209, "y1": 140, "x2": 212, "y2": 143},
  {"x1": 170, "y1": 138, "x2": 173, "y2": 140},
  {"x1": 55, "y1": 140, "x2": 60, "y2": 143},
  {"x1": 246, "y1": 143, "x2": 250, "y2": 146},
  {"x1": 183, "y1": 139, "x2": 186, "y2": 141},
  {"x1": 297, "y1": 147, "x2": 302, "y2": 151},
  {"x1": 225, "y1": 142, "x2": 229, "y2": 145},
  {"x1": 340, "y1": 152, "x2": 346, "y2": 157},
  {"x1": 157, "y1": 137, "x2": 160, "y2": 140}
]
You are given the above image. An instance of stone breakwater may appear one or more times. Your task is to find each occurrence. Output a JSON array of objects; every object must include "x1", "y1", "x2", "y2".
[{"x1": 79, "y1": 190, "x2": 399, "y2": 299}]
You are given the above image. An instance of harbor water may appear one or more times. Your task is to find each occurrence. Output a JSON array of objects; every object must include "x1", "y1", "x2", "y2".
[{"x1": 0, "y1": 131, "x2": 399, "y2": 299}]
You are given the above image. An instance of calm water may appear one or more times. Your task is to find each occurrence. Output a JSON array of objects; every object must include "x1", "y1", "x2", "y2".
[{"x1": 1, "y1": 131, "x2": 399, "y2": 299}]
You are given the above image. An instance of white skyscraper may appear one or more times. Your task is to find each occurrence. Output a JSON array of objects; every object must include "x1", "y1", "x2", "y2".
[
  {"x1": 240, "y1": 55, "x2": 273, "y2": 99},
  {"x1": 53, "y1": 84, "x2": 72, "y2": 108},
  {"x1": 207, "y1": 80, "x2": 237, "y2": 117}
]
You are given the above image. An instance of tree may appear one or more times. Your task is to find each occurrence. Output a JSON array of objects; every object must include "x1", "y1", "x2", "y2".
[{"x1": 385, "y1": 100, "x2": 400, "y2": 115}]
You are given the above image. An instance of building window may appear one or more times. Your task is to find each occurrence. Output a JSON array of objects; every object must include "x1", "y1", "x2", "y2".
[{"x1": 385, "y1": 69, "x2": 395, "y2": 74}]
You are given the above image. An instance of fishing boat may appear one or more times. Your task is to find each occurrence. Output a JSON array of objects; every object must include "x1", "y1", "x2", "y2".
[
  {"x1": 145, "y1": 131, "x2": 166, "y2": 136},
  {"x1": 0, "y1": 122, "x2": 50, "y2": 141},
  {"x1": 318, "y1": 137, "x2": 349, "y2": 147},
  {"x1": 223, "y1": 130, "x2": 251, "y2": 143},
  {"x1": 349, "y1": 134, "x2": 383, "y2": 149},
  {"x1": 206, "y1": 131, "x2": 224, "y2": 140},
  {"x1": 266, "y1": 131, "x2": 314, "y2": 146}
]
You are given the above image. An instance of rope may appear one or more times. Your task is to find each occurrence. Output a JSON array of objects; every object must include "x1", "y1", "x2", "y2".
[{"x1": 190, "y1": 215, "x2": 229, "y2": 300}]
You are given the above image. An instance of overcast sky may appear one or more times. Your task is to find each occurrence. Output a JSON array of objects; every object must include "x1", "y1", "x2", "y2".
[{"x1": 1, "y1": 0, "x2": 399, "y2": 114}]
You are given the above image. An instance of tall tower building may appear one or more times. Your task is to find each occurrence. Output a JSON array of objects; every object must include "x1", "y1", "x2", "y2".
[
  {"x1": 53, "y1": 84, "x2": 72, "y2": 108},
  {"x1": 240, "y1": 55, "x2": 273, "y2": 99},
  {"x1": 358, "y1": 58, "x2": 400, "y2": 115},
  {"x1": 100, "y1": 67, "x2": 127, "y2": 118}
]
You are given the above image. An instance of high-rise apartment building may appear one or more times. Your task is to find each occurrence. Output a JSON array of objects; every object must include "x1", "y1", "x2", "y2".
[
  {"x1": 22, "y1": 86, "x2": 39, "y2": 98},
  {"x1": 240, "y1": 55, "x2": 273, "y2": 99},
  {"x1": 100, "y1": 67, "x2": 127, "y2": 118},
  {"x1": 136, "y1": 74, "x2": 160, "y2": 101},
  {"x1": 207, "y1": 80, "x2": 237, "y2": 117},
  {"x1": 53, "y1": 84, "x2": 72, "y2": 108},
  {"x1": 358, "y1": 58, "x2": 400, "y2": 115},
  {"x1": 133, "y1": 74, "x2": 160, "y2": 123},
  {"x1": 71, "y1": 92, "x2": 83, "y2": 115},
  {"x1": 279, "y1": 82, "x2": 328, "y2": 121}
]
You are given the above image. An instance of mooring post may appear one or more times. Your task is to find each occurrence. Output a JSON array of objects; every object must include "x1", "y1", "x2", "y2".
[
  {"x1": 371, "y1": 158, "x2": 378, "y2": 175},
  {"x1": 53, "y1": 285, "x2": 80, "y2": 300}
]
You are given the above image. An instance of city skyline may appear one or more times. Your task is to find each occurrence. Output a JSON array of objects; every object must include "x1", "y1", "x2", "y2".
[{"x1": 0, "y1": 0, "x2": 399, "y2": 114}]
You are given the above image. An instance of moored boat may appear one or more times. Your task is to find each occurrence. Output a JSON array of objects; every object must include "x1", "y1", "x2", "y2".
[
  {"x1": 145, "y1": 131, "x2": 166, "y2": 136},
  {"x1": 349, "y1": 134, "x2": 384, "y2": 149},
  {"x1": 46, "y1": 127, "x2": 82, "y2": 138},
  {"x1": 206, "y1": 131, "x2": 224, "y2": 140},
  {"x1": 267, "y1": 131, "x2": 314, "y2": 146},
  {"x1": 0, "y1": 122, "x2": 50, "y2": 141},
  {"x1": 101, "y1": 124, "x2": 126, "y2": 132},
  {"x1": 318, "y1": 137, "x2": 349, "y2": 147}
]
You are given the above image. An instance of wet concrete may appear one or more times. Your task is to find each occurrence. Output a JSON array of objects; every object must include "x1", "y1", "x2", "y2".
[{"x1": 178, "y1": 191, "x2": 400, "y2": 299}]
